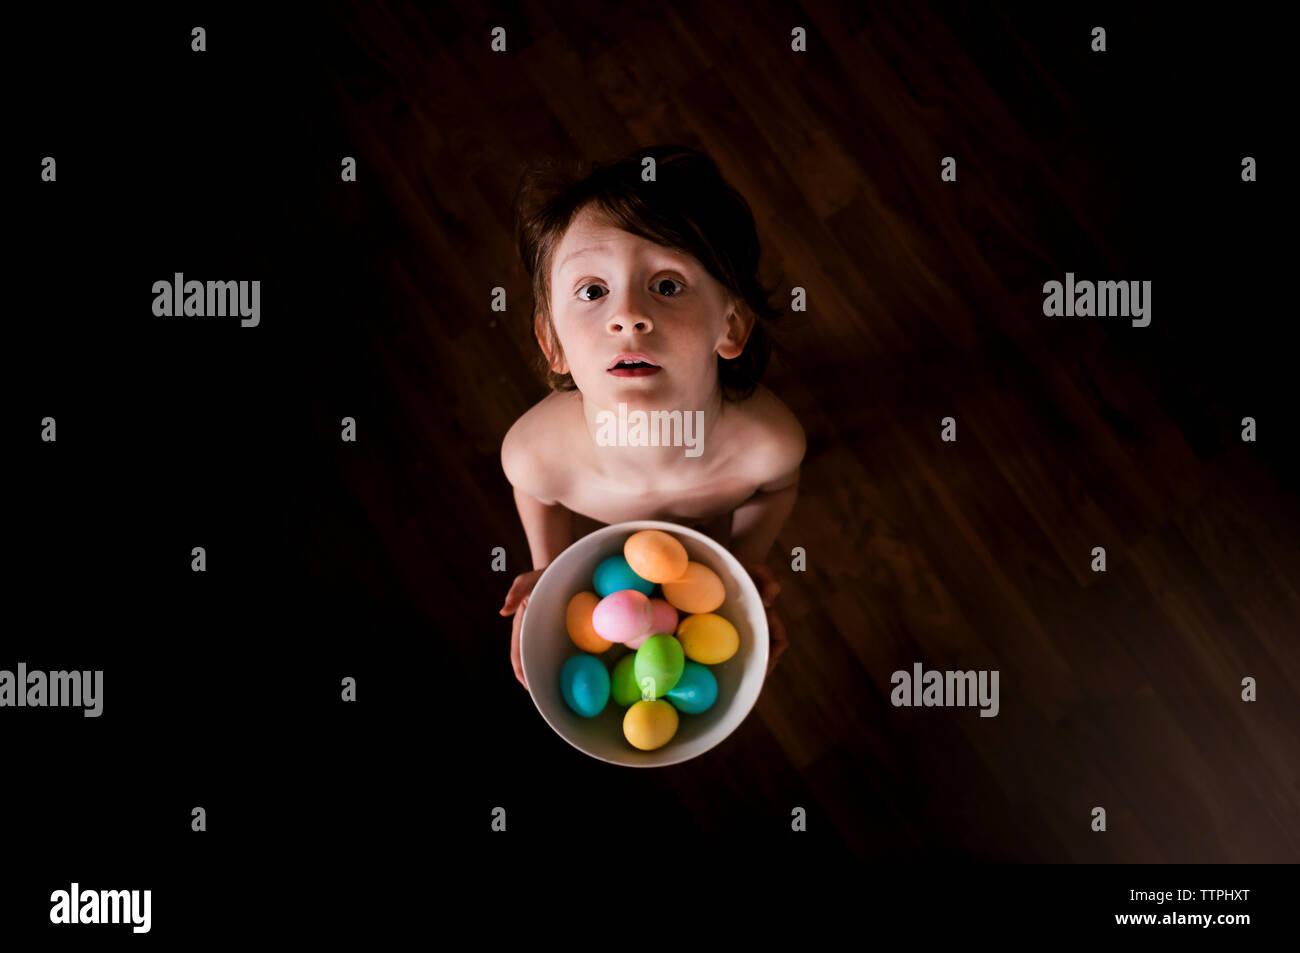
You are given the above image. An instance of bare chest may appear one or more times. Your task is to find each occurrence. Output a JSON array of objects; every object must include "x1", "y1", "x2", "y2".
[
  {"x1": 562, "y1": 470, "x2": 758, "y2": 528},
  {"x1": 544, "y1": 392, "x2": 760, "y2": 542}
]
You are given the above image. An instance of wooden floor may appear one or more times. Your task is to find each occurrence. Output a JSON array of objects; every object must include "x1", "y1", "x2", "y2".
[
  {"x1": 277, "y1": 0, "x2": 1300, "y2": 861},
  {"x1": 12, "y1": 0, "x2": 1287, "y2": 872}
]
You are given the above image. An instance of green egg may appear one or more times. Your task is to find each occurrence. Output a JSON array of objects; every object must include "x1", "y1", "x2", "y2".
[
  {"x1": 633, "y1": 634, "x2": 685, "y2": 699},
  {"x1": 611, "y1": 653, "x2": 641, "y2": 707}
]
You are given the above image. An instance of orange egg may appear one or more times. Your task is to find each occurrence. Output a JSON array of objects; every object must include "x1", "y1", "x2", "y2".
[
  {"x1": 660, "y1": 561, "x2": 725, "y2": 614},
  {"x1": 565, "y1": 591, "x2": 614, "y2": 653},
  {"x1": 623, "y1": 530, "x2": 689, "y2": 584}
]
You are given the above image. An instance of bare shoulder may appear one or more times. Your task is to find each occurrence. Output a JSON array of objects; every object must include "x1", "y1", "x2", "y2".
[
  {"x1": 730, "y1": 384, "x2": 807, "y2": 490},
  {"x1": 500, "y1": 391, "x2": 582, "y2": 504}
]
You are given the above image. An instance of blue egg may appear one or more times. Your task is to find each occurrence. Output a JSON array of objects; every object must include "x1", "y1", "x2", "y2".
[
  {"x1": 665, "y1": 661, "x2": 718, "y2": 714},
  {"x1": 560, "y1": 654, "x2": 611, "y2": 718},
  {"x1": 593, "y1": 555, "x2": 654, "y2": 598}
]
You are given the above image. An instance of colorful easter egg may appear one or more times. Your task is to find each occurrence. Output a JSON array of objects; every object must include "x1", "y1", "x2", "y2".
[
  {"x1": 633, "y1": 633, "x2": 685, "y2": 699},
  {"x1": 559, "y1": 654, "x2": 610, "y2": 718},
  {"x1": 565, "y1": 591, "x2": 613, "y2": 653},
  {"x1": 593, "y1": 555, "x2": 654, "y2": 598},
  {"x1": 623, "y1": 699, "x2": 679, "y2": 751},
  {"x1": 666, "y1": 661, "x2": 718, "y2": 714},
  {"x1": 623, "y1": 530, "x2": 689, "y2": 584},
  {"x1": 592, "y1": 589, "x2": 653, "y2": 643},
  {"x1": 675, "y1": 612, "x2": 739, "y2": 665},
  {"x1": 610, "y1": 654, "x2": 641, "y2": 707},
  {"x1": 626, "y1": 598, "x2": 678, "y2": 650},
  {"x1": 661, "y1": 561, "x2": 725, "y2": 614}
]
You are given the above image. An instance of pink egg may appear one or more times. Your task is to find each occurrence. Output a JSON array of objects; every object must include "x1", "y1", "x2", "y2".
[
  {"x1": 650, "y1": 597, "x2": 679, "y2": 632},
  {"x1": 627, "y1": 598, "x2": 679, "y2": 650},
  {"x1": 591, "y1": 589, "x2": 653, "y2": 643}
]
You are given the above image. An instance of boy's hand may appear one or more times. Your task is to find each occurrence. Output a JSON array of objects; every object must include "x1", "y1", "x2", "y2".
[
  {"x1": 500, "y1": 568, "x2": 546, "y2": 690},
  {"x1": 743, "y1": 563, "x2": 788, "y2": 677}
]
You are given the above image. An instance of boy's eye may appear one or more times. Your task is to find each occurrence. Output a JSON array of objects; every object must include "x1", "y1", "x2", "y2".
[{"x1": 577, "y1": 279, "x2": 685, "y2": 302}]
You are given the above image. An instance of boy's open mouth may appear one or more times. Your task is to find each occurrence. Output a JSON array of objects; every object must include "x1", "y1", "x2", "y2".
[{"x1": 608, "y1": 354, "x2": 662, "y2": 377}]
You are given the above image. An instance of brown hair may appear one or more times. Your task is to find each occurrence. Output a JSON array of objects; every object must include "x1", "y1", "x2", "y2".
[{"x1": 511, "y1": 144, "x2": 782, "y2": 401}]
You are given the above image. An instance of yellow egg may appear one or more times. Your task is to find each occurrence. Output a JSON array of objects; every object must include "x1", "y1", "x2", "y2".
[
  {"x1": 623, "y1": 530, "x2": 689, "y2": 584},
  {"x1": 661, "y1": 561, "x2": 725, "y2": 614},
  {"x1": 565, "y1": 591, "x2": 613, "y2": 653},
  {"x1": 675, "y1": 612, "x2": 739, "y2": 665},
  {"x1": 623, "y1": 699, "x2": 680, "y2": 751}
]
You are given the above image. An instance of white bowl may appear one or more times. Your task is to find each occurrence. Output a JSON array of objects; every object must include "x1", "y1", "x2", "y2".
[{"x1": 520, "y1": 520, "x2": 769, "y2": 767}]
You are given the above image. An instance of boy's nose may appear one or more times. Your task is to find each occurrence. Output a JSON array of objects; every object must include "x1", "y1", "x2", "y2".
[
  {"x1": 605, "y1": 286, "x2": 655, "y2": 334},
  {"x1": 607, "y1": 313, "x2": 654, "y2": 334}
]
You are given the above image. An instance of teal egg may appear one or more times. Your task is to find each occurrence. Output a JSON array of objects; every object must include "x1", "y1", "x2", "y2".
[
  {"x1": 559, "y1": 654, "x2": 610, "y2": 718},
  {"x1": 666, "y1": 661, "x2": 718, "y2": 714},
  {"x1": 593, "y1": 555, "x2": 654, "y2": 598},
  {"x1": 633, "y1": 634, "x2": 685, "y2": 699}
]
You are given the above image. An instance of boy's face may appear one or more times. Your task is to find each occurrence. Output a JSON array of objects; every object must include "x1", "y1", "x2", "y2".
[{"x1": 540, "y1": 206, "x2": 752, "y2": 410}]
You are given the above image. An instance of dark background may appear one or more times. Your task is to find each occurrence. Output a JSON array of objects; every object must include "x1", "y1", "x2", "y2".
[{"x1": 7, "y1": 0, "x2": 1296, "y2": 939}]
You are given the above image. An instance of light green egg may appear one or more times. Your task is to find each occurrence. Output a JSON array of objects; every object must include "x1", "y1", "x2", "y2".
[
  {"x1": 633, "y1": 634, "x2": 685, "y2": 699},
  {"x1": 611, "y1": 653, "x2": 641, "y2": 707}
]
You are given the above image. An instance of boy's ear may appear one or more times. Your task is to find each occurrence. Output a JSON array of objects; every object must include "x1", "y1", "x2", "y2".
[
  {"x1": 534, "y1": 311, "x2": 569, "y2": 374},
  {"x1": 717, "y1": 297, "x2": 756, "y2": 360}
]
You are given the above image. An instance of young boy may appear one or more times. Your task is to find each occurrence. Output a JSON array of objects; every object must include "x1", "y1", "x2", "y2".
[{"x1": 499, "y1": 145, "x2": 805, "y2": 689}]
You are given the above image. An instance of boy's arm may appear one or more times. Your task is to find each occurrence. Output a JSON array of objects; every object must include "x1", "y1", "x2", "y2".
[
  {"x1": 502, "y1": 423, "x2": 574, "y2": 569},
  {"x1": 512, "y1": 485, "x2": 574, "y2": 570},
  {"x1": 729, "y1": 393, "x2": 806, "y2": 567},
  {"x1": 730, "y1": 467, "x2": 801, "y2": 566}
]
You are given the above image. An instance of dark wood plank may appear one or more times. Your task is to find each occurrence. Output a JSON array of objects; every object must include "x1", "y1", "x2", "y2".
[{"x1": 288, "y1": 0, "x2": 1298, "y2": 862}]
